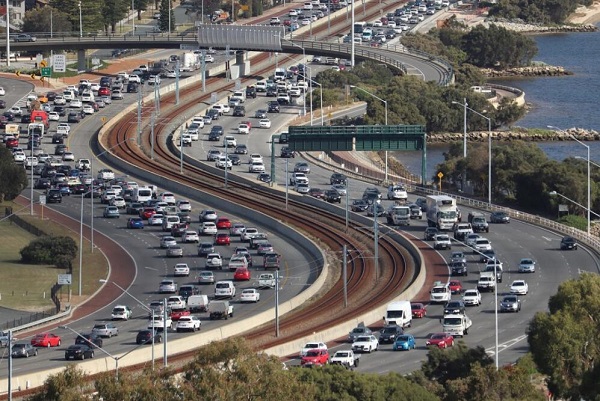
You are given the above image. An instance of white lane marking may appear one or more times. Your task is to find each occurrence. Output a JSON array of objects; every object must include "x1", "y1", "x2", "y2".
[
  {"x1": 144, "y1": 266, "x2": 158, "y2": 271},
  {"x1": 542, "y1": 236, "x2": 553, "y2": 242},
  {"x1": 485, "y1": 334, "x2": 527, "y2": 356}
]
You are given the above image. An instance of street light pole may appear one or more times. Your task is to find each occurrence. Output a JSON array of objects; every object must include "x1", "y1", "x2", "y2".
[
  {"x1": 350, "y1": 85, "x2": 388, "y2": 182},
  {"x1": 132, "y1": 0, "x2": 135, "y2": 33},
  {"x1": 548, "y1": 126, "x2": 591, "y2": 234},
  {"x1": 78, "y1": 1, "x2": 83, "y2": 38},
  {"x1": 459, "y1": 105, "x2": 492, "y2": 204},
  {"x1": 373, "y1": 199, "x2": 380, "y2": 282}
]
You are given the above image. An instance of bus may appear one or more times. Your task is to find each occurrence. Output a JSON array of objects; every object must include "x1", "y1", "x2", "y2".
[{"x1": 353, "y1": 21, "x2": 367, "y2": 34}]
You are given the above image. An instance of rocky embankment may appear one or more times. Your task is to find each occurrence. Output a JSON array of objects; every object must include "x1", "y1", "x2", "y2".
[
  {"x1": 481, "y1": 65, "x2": 572, "y2": 77},
  {"x1": 428, "y1": 128, "x2": 600, "y2": 143},
  {"x1": 486, "y1": 18, "x2": 598, "y2": 33}
]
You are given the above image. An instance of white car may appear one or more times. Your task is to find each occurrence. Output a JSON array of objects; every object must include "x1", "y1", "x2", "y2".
[
  {"x1": 434, "y1": 234, "x2": 452, "y2": 250},
  {"x1": 62, "y1": 152, "x2": 75, "y2": 162},
  {"x1": 205, "y1": 253, "x2": 223, "y2": 269},
  {"x1": 90, "y1": 83, "x2": 101, "y2": 91},
  {"x1": 518, "y1": 258, "x2": 536, "y2": 273},
  {"x1": 200, "y1": 222, "x2": 218, "y2": 235},
  {"x1": 69, "y1": 99, "x2": 82, "y2": 108},
  {"x1": 240, "y1": 288, "x2": 260, "y2": 303},
  {"x1": 148, "y1": 213, "x2": 165, "y2": 226},
  {"x1": 25, "y1": 156, "x2": 38, "y2": 168},
  {"x1": 331, "y1": 184, "x2": 347, "y2": 196},
  {"x1": 203, "y1": 54, "x2": 215, "y2": 63},
  {"x1": 158, "y1": 279, "x2": 177, "y2": 293},
  {"x1": 48, "y1": 112, "x2": 60, "y2": 121},
  {"x1": 249, "y1": 153, "x2": 263, "y2": 164},
  {"x1": 462, "y1": 289, "x2": 482, "y2": 306},
  {"x1": 510, "y1": 280, "x2": 529, "y2": 295},
  {"x1": 167, "y1": 295, "x2": 186, "y2": 309},
  {"x1": 13, "y1": 151, "x2": 26, "y2": 163},
  {"x1": 182, "y1": 231, "x2": 200, "y2": 243},
  {"x1": 176, "y1": 200, "x2": 192, "y2": 212},
  {"x1": 223, "y1": 135, "x2": 237, "y2": 147},
  {"x1": 8, "y1": 106, "x2": 22, "y2": 115},
  {"x1": 0, "y1": 87, "x2": 5, "y2": 96},
  {"x1": 295, "y1": 183, "x2": 310, "y2": 194},
  {"x1": 230, "y1": 223, "x2": 246, "y2": 236},
  {"x1": 159, "y1": 192, "x2": 176, "y2": 205},
  {"x1": 352, "y1": 335, "x2": 379, "y2": 353},
  {"x1": 82, "y1": 105, "x2": 94, "y2": 114},
  {"x1": 215, "y1": 156, "x2": 232, "y2": 169},
  {"x1": 128, "y1": 75, "x2": 141, "y2": 84},
  {"x1": 430, "y1": 285, "x2": 451, "y2": 303},
  {"x1": 465, "y1": 233, "x2": 481, "y2": 247},
  {"x1": 259, "y1": 119, "x2": 271, "y2": 128},
  {"x1": 300, "y1": 342, "x2": 327, "y2": 357},
  {"x1": 111, "y1": 305, "x2": 133, "y2": 320},
  {"x1": 473, "y1": 238, "x2": 492, "y2": 253},
  {"x1": 54, "y1": 95, "x2": 66, "y2": 105},
  {"x1": 238, "y1": 124, "x2": 250, "y2": 134},
  {"x1": 160, "y1": 236, "x2": 177, "y2": 248},
  {"x1": 176, "y1": 316, "x2": 201, "y2": 332},
  {"x1": 212, "y1": 104, "x2": 229, "y2": 115},
  {"x1": 109, "y1": 196, "x2": 126, "y2": 208},
  {"x1": 173, "y1": 263, "x2": 190, "y2": 277},
  {"x1": 248, "y1": 161, "x2": 265, "y2": 173}
]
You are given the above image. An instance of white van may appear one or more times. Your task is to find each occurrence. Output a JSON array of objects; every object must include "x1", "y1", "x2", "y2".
[
  {"x1": 187, "y1": 294, "x2": 209, "y2": 312},
  {"x1": 162, "y1": 215, "x2": 181, "y2": 231},
  {"x1": 274, "y1": 68, "x2": 286, "y2": 82},
  {"x1": 133, "y1": 186, "x2": 153, "y2": 203},
  {"x1": 214, "y1": 281, "x2": 236, "y2": 299},
  {"x1": 383, "y1": 300, "x2": 412, "y2": 327},
  {"x1": 62, "y1": 90, "x2": 76, "y2": 101}
]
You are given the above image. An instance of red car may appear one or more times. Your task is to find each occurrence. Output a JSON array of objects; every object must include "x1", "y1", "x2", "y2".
[
  {"x1": 170, "y1": 309, "x2": 191, "y2": 321},
  {"x1": 98, "y1": 87, "x2": 111, "y2": 96},
  {"x1": 233, "y1": 267, "x2": 250, "y2": 281},
  {"x1": 426, "y1": 333, "x2": 454, "y2": 349},
  {"x1": 31, "y1": 333, "x2": 61, "y2": 347},
  {"x1": 214, "y1": 232, "x2": 231, "y2": 246},
  {"x1": 171, "y1": 222, "x2": 189, "y2": 237},
  {"x1": 139, "y1": 207, "x2": 156, "y2": 220},
  {"x1": 448, "y1": 280, "x2": 463, "y2": 294},
  {"x1": 216, "y1": 217, "x2": 231, "y2": 229},
  {"x1": 5, "y1": 137, "x2": 18, "y2": 148},
  {"x1": 300, "y1": 349, "x2": 330, "y2": 367},
  {"x1": 411, "y1": 302, "x2": 427, "y2": 318}
]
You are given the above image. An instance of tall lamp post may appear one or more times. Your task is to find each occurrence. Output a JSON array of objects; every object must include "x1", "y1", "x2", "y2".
[
  {"x1": 282, "y1": 39, "x2": 306, "y2": 117},
  {"x1": 456, "y1": 104, "x2": 492, "y2": 204},
  {"x1": 99, "y1": 279, "x2": 159, "y2": 370},
  {"x1": 131, "y1": 0, "x2": 135, "y2": 33},
  {"x1": 78, "y1": 1, "x2": 83, "y2": 38},
  {"x1": 452, "y1": 99, "x2": 469, "y2": 191},
  {"x1": 548, "y1": 126, "x2": 591, "y2": 235},
  {"x1": 350, "y1": 85, "x2": 388, "y2": 182}
]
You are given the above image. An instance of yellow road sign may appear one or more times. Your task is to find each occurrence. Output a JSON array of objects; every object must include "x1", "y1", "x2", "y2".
[
  {"x1": 101, "y1": 117, "x2": 107, "y2": 124},
  {"x1": 30, "y1": 73, "x2": 36, "y2": 80},
  {"x1": 39, "y1": 60, "x2": 48, "y2": 68},
  {"x1": 40, "y1": 77, "x2": 45, "y2": 83},
  {"x1": 437, "y1": 172, "x2": 444, "y2": 179},
  {"x1": 15, "y1": 71, "x2": 20, "y2": 77}
]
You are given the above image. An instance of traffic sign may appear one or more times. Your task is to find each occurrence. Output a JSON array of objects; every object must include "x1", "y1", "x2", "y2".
[
  {"x1": 92, "y1": 57, "x2": 100, "y2": 66},
  {"x1": 53, "y1": 54, "x2": 66, "y2": 73},
  {"x1": 15, "y1": 71, "x2": 20, "y2": 77},
  {"x1": 40, "y1": 77, "x2": 45, "y2": 83},
  {"x1": 58, "y1": 274, "x2": 72, "y2": 285},
  {"x1": 30, "y1": 73, "x2": 36, "y2": 80},
  {"x1": 437, "y1": 172, "x2": 444, "y2": 179},
  {"x1": 35, "y1": 53, "x2": 42, "y2": 64},
  {"x1": 101, "y1": 116, "x2": 107, "y2": 124},
  {"x1": 39, "y1": 60, "x2": 47, "y2": 68},
  {"x1": 39, "y1": 195, "x2": 46, "y2": 205},
  {"x1": 41, "y1": 67, "x2": 51, "y2": 77}
]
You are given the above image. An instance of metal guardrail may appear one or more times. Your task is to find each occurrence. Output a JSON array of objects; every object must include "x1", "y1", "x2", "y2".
[{"x1": 7, "y1": 306, "x2": 71, "y2": 334}]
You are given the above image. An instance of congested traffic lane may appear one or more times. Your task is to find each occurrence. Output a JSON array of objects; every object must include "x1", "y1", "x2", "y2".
[{"x1": 0, "y1": 75, "x2": 321, "y2": 378}]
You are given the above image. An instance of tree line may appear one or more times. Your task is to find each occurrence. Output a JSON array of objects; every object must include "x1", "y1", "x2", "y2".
[{"x1": 488, "y1": 0, "x2": 593, "y2": 24}]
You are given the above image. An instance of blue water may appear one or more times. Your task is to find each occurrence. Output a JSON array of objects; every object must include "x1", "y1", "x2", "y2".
[{"x1": 393, "y1": 26, "x2": 600, "y2": 177}]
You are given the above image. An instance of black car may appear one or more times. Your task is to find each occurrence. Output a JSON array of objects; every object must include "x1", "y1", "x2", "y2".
[
  {"x1": 255, "y1": 109, "x2": 267, "y2": 119},
  {"x1": 379, "y1": 325, "x2": 403, "y2": 343},
  {"x1": 208, "y1": 131, "x2": 220, "y2": 141},
  {"x1": 280, "y1": 147, "x2": 295, "y2": 158},
  {"x1": 198, "y1": 242, "x2": 215, "y2": 256},
  {"x1": 245, "y1": 86, "x2": 257, "y2": 98},
  {"x1": 21, "y1": 114, "x2": 31, "y2": 123},
  {"x1": 490, "y1": 211, "x2": 510, "y2": 223},
  {"x1": 424, "y1": 227, "x2": 439, "y2": 240},
  {"x1": 324, "y1": 189, "x2": 341, "y2": 203},
  {"x1": 46, "y1": 189, "x2": 63, "y2": 203},
  {"x1": 11, "y1": 343, "x2": 38, "y2": 358},
  {"x1": 179, "y1": 285, "x2": 200, "y2": 299},
  {"x1": 0, "y1": 99, "x2": 6, "y2": 109},
  {"x1": 266, "y1": 88, "x2": 277, "y2": 97},
  {"x1": 268, "y1": 101, "x2": 280, "y2": 113},
  {"x1": 3, "y1": 111, "x2": 15, "y2": 121},
  {"x1": 560, "y1": 236, "x2": 578, "y2": 250},
  {"x1": 34, "y1": 178, "x2": 52, "y2": 190},
  {"x1": 55, "y1": 144, "x2": 68, "y2": 155},
  {"x1": 229, "y1": 154, "x2": 241, "y2": 165},
  {"x1": 233, "y1": 106, "x2": 246, "y2": 117},
  {"x1": 350, "y1": 199, "x2": 369, "y2": 212},
  {"x1": 67, "y1": 112, "x2": 81, "y2": 123},
  {"x1": 257, "y1": 172, "x2": 272, "y2": 183},
  {"x1": 52, "y1": 133, "x2": 64, "y2": 144},
  {"x1": 415, "y1": 197, "x2": 428, "y2": 212},
  {"x1": 136, "y1": 329, "x2": 162, "y2": 345},
  {"x1": 210, "y1": 125, "x2": 224, "y2": 136},
  {"x1": 65, "y1": 344, "x2": 94, "y2": 360},
  {"x1": 450, "y1": 261, "x2": 468, "y2": 276},
  {"x1": 46, "y1": 92, "x2": 57, "y2": 101},
  {"x1": 127, "y1": 82, "x2": 139, "y2": 93},
  {"x1": 330, "y1": 173, "x2": 347, "y2": 185},
  {"x1": 53, "y1": 106, "x2": 66, "y2": 116},
  {"x1": 207, "y1": 109, "x2": 220, "y2": 120},
  {"x1": 443, "y1": 300, "x2": 466, "y2": 315}
]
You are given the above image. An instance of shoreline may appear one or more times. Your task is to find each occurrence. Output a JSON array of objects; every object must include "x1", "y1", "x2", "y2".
[{"x1": 428, "y1": 128, "x2": 600, "y2": 144}]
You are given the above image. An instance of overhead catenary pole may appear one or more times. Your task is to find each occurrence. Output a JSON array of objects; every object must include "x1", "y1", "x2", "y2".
[
  {"x1": 6, "y1": 0, "x2": 10, "y2": 67},
  {"x1": 343, "y1": 244, "x2": 347, "y2": 308},
  {"x1": 275, "y1": 270, "x2": 280, "y2": 337}
]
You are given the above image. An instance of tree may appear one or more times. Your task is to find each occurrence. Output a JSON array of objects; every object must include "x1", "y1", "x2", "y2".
[
  {"x1": 102, "y1": 0, "x2": 130, "y2": 34},
  {"x1": 133, "y1": 0, "x2": 149, "y2": 20},
  {"x1": 20, "y1": 236, "x2": 78, "y2": 269},
  {"x1": 528, "y1": 273, "x2": 600, "y2": 400},
  {"x1": 49, "y1": 0, "x2": 103, "y2": 34},
  {"x1": 158, "y1": 0, "x2": 175, "y2": 32},
  {"x1": 0, "y1": 147, "x2": 27, "y2": 202},
  {"x1": 26, "y1": 365, "x2": 89, "y2": 401},
  {"x1": 22, "y1": 7, "x2": 73, "y2": 34}
]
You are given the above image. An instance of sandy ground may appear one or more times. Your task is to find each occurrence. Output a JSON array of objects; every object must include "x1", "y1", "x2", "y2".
[{"x1": 568, "y1": 2, "x2": 600, "y2": 24}]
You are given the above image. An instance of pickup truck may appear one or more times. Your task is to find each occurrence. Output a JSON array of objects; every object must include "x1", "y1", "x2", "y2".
[
  {"x1": 469, "y1": 212, "x2": 489, "y2": 233},
  {"x1": 258, "y1": 273, "x2": 275, "y2": 288},
  {"x1": 300, "y1": 349, "x2": 330, "y2": 367},
  {"x1": 330, "y1": 350, "x2": 360, "y2": 368},
  {"x1": 208, "y1": 300, "x2": 234, "y2": 320},
  {"x1": 441, "y1": 313, "x2": 472, "y2": 337}
]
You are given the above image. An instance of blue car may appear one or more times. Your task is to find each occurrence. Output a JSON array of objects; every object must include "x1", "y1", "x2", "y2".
[
  {"x1": 127, "y1": 217, "x2": 144, "y2": 229},
  {"x1": 392, "y1": 334, "x2": 416, "y2": 351}
]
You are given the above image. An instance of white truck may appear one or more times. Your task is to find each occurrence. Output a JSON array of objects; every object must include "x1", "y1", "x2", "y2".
[
  {"x1": 330, "y1": 350, "x2": 360, "y2": 368},
  {"x1": 453, "y1": 222, "x2": 473, "y2": 241},
  {"x1": 441, "y1": 313, "x2": 472, "y2": 337},
  {"x1": 180, "y1": 52, "x2": 199, "y2": 72},
  {"x1": 258, "y1": 273, "x2": 275, "y2": 289},
  {"x1": 426, "y1": 195, "x2": 459, "y2": 230},
  {"x1": 385, "y1": 205, "x2": 410, "y2": 226},
  {"x1": 274, "y1": 67, "x2": 286, "y2": 82},
  {"x1": 208, "y1": 300, "x2": 234, "y2": 320},
  {"x1": 477, "y1": 271, "x2": 496, "y2": 292},
  {"x1": 148, "y1": 315, "x2": 172, "y2": 331},
  {"x1": 383, "y1": 301, "x2": 412, "y2": 328},
  {"x1": 386, "y1": 185, "x2": 408, "y2": 202},
  {"x1": 231, "y1": 90, "x2": 246, "y2": 103}
]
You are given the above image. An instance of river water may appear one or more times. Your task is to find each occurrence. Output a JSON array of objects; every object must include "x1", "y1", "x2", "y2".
[{"x1": 393, "y1": 25, "x2": 600, "y2": 178}]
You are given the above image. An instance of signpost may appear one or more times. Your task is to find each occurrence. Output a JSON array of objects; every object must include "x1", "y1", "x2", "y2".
[
  {"x1": 437, "y1": 171, "x2": 444, "y2": 191},
  {"x1": 40, "y1": 67, "x2": 51, "y2": 77},
  {"x1": 58, "y1": 274, "x2": 72, "y2": 285},
  {"x1": 39, "y1": 195, "x2": 45, "y2": 220},
  {"x1": 53, "y1": 54, "x2": 66, "y2": 73}
]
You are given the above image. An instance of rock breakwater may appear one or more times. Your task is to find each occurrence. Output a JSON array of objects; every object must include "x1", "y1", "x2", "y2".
[
  {"x1": 481, "y1": 66, "x2": 572, "y2": 78},
  {"x1": 428, "y1": 128, "x2": 600, "y2": 143}
]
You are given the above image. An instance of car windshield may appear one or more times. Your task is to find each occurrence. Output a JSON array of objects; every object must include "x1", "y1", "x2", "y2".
[
  {"x1": 432, "y1": 287, "x2": 446, "y2": 293},
  {"x1": 216, "y1": 283, "x2": 230, "y2": 289},
  {"x1": 443, "y1": 318, "x2": 462, "y2": 325},
  {"x1": 397, "y1": 336, "x2": 410, "y2": 342},
  {"x1": 446, "y1": 302, "x2": 461, "y2": 307},
  {"x1": 503, "y1": 297, "x2": 517, "y2": 302},
  {"x1": 355, "y1": 336, "x2": 371, "y2": 342},
  {"x1": 439, "y1": 211, "x2": 456, "y2": 218},
  {"x1": 306, "y1": 350, "x2": 320, "y2": 357},
  {"x1": 411, "y1": 304, "x2": 422, "y2": 310},
  {"x1": 382, "y1": 327, "x2": 397, "y2": 334},
  {"x1": 465, "y1": 291, "x2": 477, "y2": 296},
  {"x1": 431, "y1": 334, "x2": 445, "y2": 340}
]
